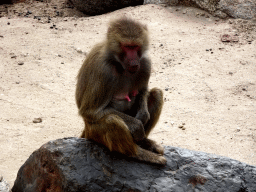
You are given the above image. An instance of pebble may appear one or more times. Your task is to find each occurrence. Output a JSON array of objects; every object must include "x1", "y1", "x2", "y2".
[
  {"x1": 33, "y1": 118, "x2": 42, "y2": 123},
  {"x1": 18, "y1": 62, "x2": 24, "y2": 65},
  {"x1": 178, "y1": 123, "x2": 186, "y2": 130}
]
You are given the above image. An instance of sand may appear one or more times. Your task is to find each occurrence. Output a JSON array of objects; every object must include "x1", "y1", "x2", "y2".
[{"x1": 0, "y1": 1, "x2": 255, "y2": 187}]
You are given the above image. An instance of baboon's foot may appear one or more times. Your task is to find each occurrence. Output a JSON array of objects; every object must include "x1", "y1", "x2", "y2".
[
  {"x1": 138, "y1": 138, "x2": 165, "y2": 155},
  {"x1": 136, "y1": 146, "x2": 167, "y2": 165}
]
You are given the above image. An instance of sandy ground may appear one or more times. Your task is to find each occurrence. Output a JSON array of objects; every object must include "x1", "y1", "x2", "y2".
[{"x1": 0, "y1": 1, "x2": 256, "y2": 187}]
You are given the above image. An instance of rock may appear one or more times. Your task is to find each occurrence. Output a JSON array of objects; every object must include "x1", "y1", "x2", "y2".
[
  {"x1": 218, "y1": 0, "x2": 256, "y2": 19},
  {"x1": 12, "y1": 137, "x2": 256, "y2": 192},
  {"x1": 0, "y1": 176, "x2": 10, "y2": 192},
  {"x1": 70, "y1": 0, "x2": 144, "y2": 15},
  {"x1": 145, "y1": 0, "x2": 256, "y2": 19},
  {"x1": 144, "y1": 0, "x2": 179, "y2": 6}
]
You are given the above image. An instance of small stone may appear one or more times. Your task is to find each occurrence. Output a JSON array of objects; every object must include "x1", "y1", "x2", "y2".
[
  {"x1": 33, "y1": 118, "x2": 42, "y2": 123},
  {"x1": 76, "y1": 48, "x2": 83, "y2": 54},
  {"x1": 18, "y1": 62, "x2": 24, "y2": 65},
  {"x1": 178, "y1": 125, "x2": 183, "y2": 128},
  {"x1": 61, "y1": 62, "x2": 64, "y2": 64},
  {"x1": 181, "y1": 127, "x2": 186, "y2": 130}
]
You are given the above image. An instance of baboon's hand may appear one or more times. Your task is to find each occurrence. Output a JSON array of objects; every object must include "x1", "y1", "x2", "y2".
[
  {"x1": 135, "y1": 109, "x2": 150, "y2": 126},
  {"x1": 128, "y1": 118, "x2": 146, "y2": 142}
]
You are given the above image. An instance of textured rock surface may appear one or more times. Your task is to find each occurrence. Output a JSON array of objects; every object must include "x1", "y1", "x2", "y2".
[
  {"x1": 218, "y1": 0, "x2": 256, "y2": 19},
  {"x1": 12, "y1": 137, "x2": 256, "y2": 192},
  {"x1": 70, "y1": 0, "x2": 144, "y2": 15},
  {"x1": 144, "y1": 0, "x2": 256, "y2": 19}
]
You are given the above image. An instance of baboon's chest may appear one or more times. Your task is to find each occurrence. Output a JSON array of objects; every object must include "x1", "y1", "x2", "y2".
[{"x1": 111, "y1": 90, "x2": 138, "y2": 112}]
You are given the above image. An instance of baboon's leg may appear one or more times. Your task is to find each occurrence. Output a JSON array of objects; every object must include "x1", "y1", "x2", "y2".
[
  {"x1": 81, "y1": 114, "x2": 166, "y2": 164},
  {"x1": 138, "y1": 88, "x2": 164, "y2": 154},
  {"x1": 144, "y1": 88, "x2": 164, "y2": 137}
]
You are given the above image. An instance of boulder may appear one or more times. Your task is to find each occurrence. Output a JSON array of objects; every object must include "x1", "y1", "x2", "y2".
[
  {"x1": 218, "y1": 0, "x2": 256, "y2": 19},
  {"x1": 69, "y1": 0, "x2": 144, "y2": 15},
  {"x1": 12, "y1": 137, "x2": 256, "y2": 192},
  {"x1": 144, "y1": 0, "x2": 256, "y2": 19}
]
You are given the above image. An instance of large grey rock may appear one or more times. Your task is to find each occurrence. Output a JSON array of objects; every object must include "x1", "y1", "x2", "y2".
[
  {"x1": 70, "y1": 0, "x2": 144, "y2": 15},
  {"x1": 144, "y1": 0, "x2": 256, "y2": 19},
  {"x1": 12, "y1": 137, "x2": 256, "y2": 192},
  {"x1": 218, "y1": 0, "x2": 256, "y2": 19}
]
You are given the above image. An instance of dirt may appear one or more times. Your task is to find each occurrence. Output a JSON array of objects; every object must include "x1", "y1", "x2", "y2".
[{"x1": 0, "y1": 0, "x2": 255, "y2": 187}]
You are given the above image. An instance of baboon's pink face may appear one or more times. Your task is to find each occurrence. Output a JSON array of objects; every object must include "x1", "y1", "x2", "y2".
[{"x1": 120, "y1": 43, "x2": 142, "y2": 74}]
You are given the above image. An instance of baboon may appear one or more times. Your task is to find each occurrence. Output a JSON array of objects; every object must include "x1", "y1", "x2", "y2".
[{"x1": 76, "y1": 17, "x2": 166, "y2": 165}]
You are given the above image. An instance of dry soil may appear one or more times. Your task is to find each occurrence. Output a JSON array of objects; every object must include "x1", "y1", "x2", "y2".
[{"x1": 0, "y1": 0, "x2": 256, "y2": 187}]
